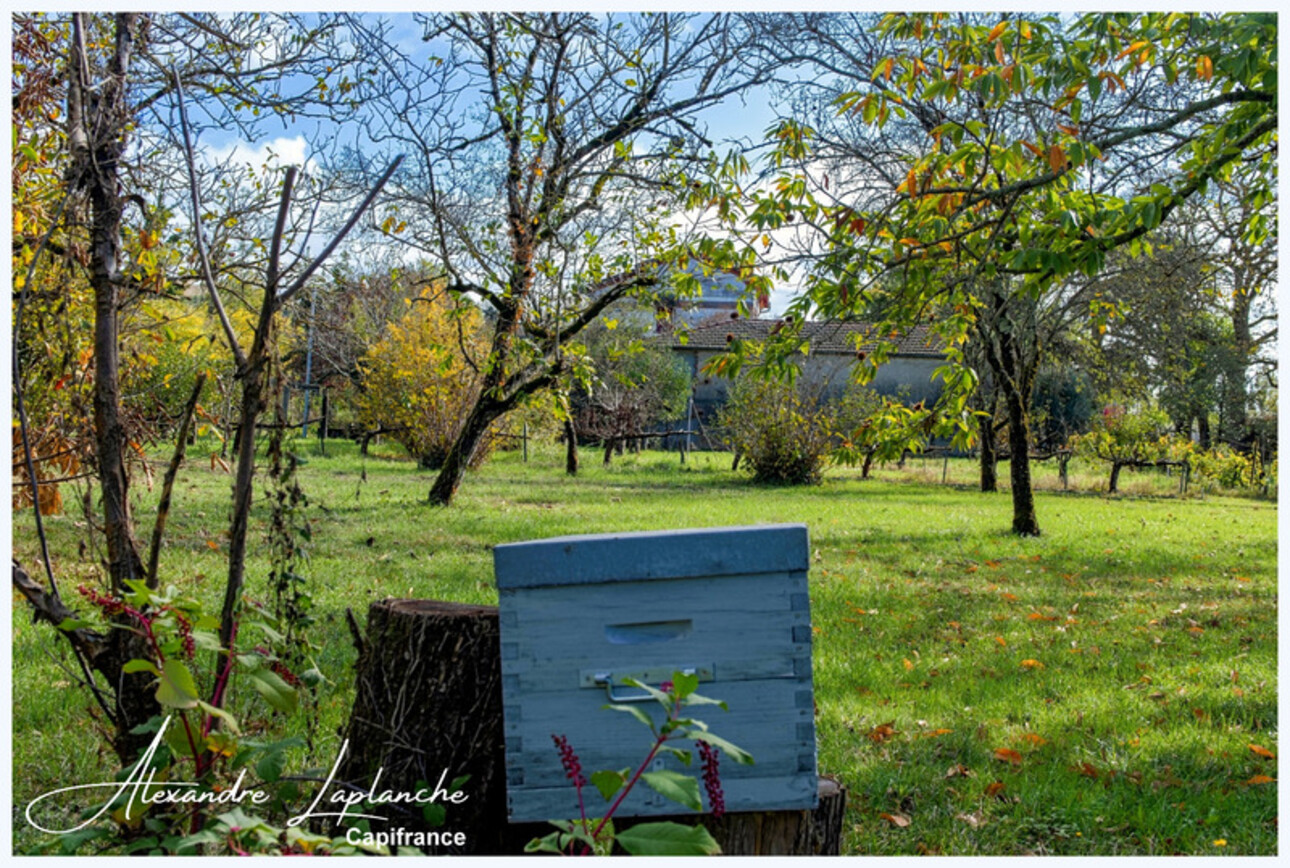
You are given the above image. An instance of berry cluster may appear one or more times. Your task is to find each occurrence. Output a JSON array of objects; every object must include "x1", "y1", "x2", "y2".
[
  {"x1": 252, "y1": 645, "x2": 302, "y2": 687},
  {"x1": 173, "y1": 610, "x2": 196, "y2": 660},
  {"x1": 552, "y1": 733, "x2": 586, "y2": 787},
  {"x1": 697, "y1": 741, "x2": 725, "y2": 817},
  {"x1": 77, "y1": 584, "x2": 134, "y2": 619}
]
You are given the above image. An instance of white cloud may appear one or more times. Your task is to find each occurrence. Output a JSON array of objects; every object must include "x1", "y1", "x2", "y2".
[{"x1": 205, "y1": 135, "x2": 313, "y2": 172}]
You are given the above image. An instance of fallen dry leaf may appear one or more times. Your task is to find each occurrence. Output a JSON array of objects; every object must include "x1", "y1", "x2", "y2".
[
  {"x1": 1074, "y1": 762, "x2": 1100, "y2": 778},
  {"x1": 1248, "y1": 744, "x2": 1276, "y2": 760},
  {"x1": 984, "y1": 781, "x2": 1006, "y2": 799},
  {"x1": 956, "y1": 809, "x2": 986, "y2": 828},
  {"x1": 1245, "y1": 774, "x2": 1276, "y2": 785},
  {"x1": 1020, "y1": 733, "x2": 1047, "y2": 746},
  {"x1": 993, "y1": 748, "x2": 1023, "y2": 766},
  {"x1": 1020, "y1": 659, "x2": 1044, "y2": 669},
  {"x1": 922, "y1": 728, "x2": 954, "y2": 739},
  {"x1": 945, "y1": 763, "x2": 973, "y2": 779},
  {"x1": 868, "y1": 722, "x2": 898, "y2": 743},
  {"x1": 879, "y1": 812, "x2": 911, "y2": 828}
]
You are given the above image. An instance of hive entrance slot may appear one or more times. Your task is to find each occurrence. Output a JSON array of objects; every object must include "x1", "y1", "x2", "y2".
[{"x1": 604, "y1": 619, "x2": 693, "y2": 645}]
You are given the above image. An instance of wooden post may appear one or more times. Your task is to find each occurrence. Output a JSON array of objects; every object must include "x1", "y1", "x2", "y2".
[
  {"x1": 319, "y1": 390, "x2": 328, "y2": 455},
  {"x1": 522, "y1": 421, "x2": 528, "y2": 463},
  {"x1": 942, "y1": 454, "x2": 949, "y2": 484}
]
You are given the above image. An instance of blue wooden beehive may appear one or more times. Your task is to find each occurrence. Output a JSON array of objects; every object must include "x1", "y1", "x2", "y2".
[{"x1": 494, "y1": 524, "x2": 816, "y2": 822}]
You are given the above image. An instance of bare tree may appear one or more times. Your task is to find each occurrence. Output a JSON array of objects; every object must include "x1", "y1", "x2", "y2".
[{"x1": 346, "y1": 12, "x2": 771, "y2": 504}]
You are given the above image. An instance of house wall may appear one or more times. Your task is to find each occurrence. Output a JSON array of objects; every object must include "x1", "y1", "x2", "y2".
[{"x1": 678, "y1": 349, "x2": 944, "y2": 422}]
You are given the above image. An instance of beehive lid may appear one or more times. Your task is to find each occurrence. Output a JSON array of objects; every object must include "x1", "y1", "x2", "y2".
[{"x1": 494, "y1": 523, "x2": 809, "y2": 589}]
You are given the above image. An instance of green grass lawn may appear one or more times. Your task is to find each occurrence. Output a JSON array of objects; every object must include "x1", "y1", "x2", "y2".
[{"x1": 11, "y1": 438, "x2": 1278, "y2": 854}]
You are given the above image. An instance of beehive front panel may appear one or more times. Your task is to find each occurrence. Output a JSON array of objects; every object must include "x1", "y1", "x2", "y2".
[{"x1": 495, "y1": 525, "x2": 816, "y2": 823}]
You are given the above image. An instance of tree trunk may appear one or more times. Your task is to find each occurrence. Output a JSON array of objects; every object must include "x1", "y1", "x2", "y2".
[
  {"x1": 220, "y1": 358, "x2": 267, "y2": 650},
  {"x1": 1109, "y1": 461, "x2": 1123, "y2": 493},
  {"x1": 1223, "y1": 266, "x2": 1253, "y2": 445},
  {"x1": 337, "y1": 599, "x2": 509, "y2": 854},
  {"x1": 1003, "y1": 389, "x2": 1040, "y2": 536},
  {"x1": 429, "y1": 399, "x2": 501, "y2": 505},
  {"x1": 564, "y1": 419, "x2": 579, "y2": 476},
  {"x1": 1197, "y1": 410, "x2": 1212, "y2": 450},
  {"x1": 979, "y1": 412, "x2": 998, "y2": 493},
  {"x1": 67, "y1": 13, "x2": 160, "y2": 762},
  {"x1": 75, "y1": 13, "x2": 146, "y2": 593},
  {"x1": 603, "y1": 438, "x2": 615, "y2": 466}
]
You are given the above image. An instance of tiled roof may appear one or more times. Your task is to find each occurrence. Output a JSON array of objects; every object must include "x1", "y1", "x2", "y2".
[{"x1": 672, "y1": 318, "x2": 945, "y2": 357}]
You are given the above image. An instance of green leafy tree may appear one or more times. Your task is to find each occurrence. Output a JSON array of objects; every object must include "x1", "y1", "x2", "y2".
[
  {"x1": 700, "y1": 11, "x2": 1275, "y2": 535},
  {"x1": 571, "y1": 322, "x2": 692, "y2": 466}
]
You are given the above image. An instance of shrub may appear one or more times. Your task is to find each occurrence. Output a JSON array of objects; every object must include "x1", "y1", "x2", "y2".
[
  {"x1": 1190, "y1": 445, "x2": 1258, "y2": 491},
  {"x1": 718, "y1": 376, "x2": 837, "y2": 484},
  {"x1": 355, "y1": 287, "x2": 493, "y2": 469}
]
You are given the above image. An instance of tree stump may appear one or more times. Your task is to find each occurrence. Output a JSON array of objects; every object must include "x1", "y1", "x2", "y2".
[
  {"x1": 338, "y1": 598, "x2": 848, "y2": 855},
  {"x1": 705, "y1": 776, "x2": 847, "y2": 855},
  {"x1": 335, "y1": 599, "x2": 509, "y2": 854},
  {"x1": 504, "y1": 777, "x2": 847, "y2": 855}
]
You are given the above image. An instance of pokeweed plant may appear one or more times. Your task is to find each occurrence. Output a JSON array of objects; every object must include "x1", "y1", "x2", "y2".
[
  {"x1": 526, "y1": 670, "x2": 753, "y2": 856},
  {"x1": 44, "y1": 581, "x2": 334, "y2": 855}
]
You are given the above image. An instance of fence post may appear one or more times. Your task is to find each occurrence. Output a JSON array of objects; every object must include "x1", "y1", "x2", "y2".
[
  {"x1": 522, "y1": 422, "x2": 528, "y2": 463},
  {"x1": 319, "y1": 391, "x2": 328, "y2": 455}
]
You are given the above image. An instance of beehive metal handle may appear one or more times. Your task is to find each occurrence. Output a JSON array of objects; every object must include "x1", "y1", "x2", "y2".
[
  {"x1": 591, "y1": 667, "x2": 707, "y2": 703},
  {"x1": 601, "y1": 678, "x2": 657, "y2": 703}
]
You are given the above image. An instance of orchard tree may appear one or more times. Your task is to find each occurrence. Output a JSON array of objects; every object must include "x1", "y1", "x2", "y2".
[
  {"x1": 571, "y1": 322, "x2": 691, "y2": 465},
  {"x1": 711, "y1": 12, "x2": 1275, "y2": 535},
  {"x1": 347, "y1": 11, "x2": 772, "y2": 505},
  {"x1": 11, "y1": 11, "x2": 385, "y2": 762}
]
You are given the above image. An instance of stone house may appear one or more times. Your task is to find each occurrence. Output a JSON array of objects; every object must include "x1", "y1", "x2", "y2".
[{"x1": 671, "y1": 318, "x2": 946, "y2": 423}]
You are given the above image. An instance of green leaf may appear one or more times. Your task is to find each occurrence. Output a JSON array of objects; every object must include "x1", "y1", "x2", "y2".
[
  {"x1": 591, "y1": 768, "x2": 628, "y2": 801},
  {"x1": 156, "y1": 658, "x2": 199, "y2": 709},
  {"x1": 524, "y1": 831, "x2": 566, "y2": 854},
  {"x1": 247, "y1": 667, "x2": 298, "y2": 714},
  {"x1": 603, "y1": 702, "x2": 654, "y2": 730},
  {"x1": 687, "y1": 731, "x2": 755, "y2": 765},
  {"x1": 621, "y1": 677, "x2": 671, "y2": 707},
  {"x1": 255, "y1": 749, "x2": 287, "y2": 783},
  {"x1": 123, "y1": 658, "x2": 161, "y2": 676},
  {"x1": 422, "y1": 803, "x2": 446, "y2": 827},
  {"x1": 615, "y1": 821, "x2": 721, "y2": 856},
  {"x1": 195, "y1": 700, "x2": 241, "y2": 736},
  {"x1": 671, "y1": 670, "x2": 700, "y2": 699},
  {"x1": 641, "y1": 769, "x2": 702, "y2": 812},
  {"x1": 681, "y1": 691, "x2": 728, "y2": 711},
  {"x1": 660, "y1": 745, "x2": 693, "y2": 766}
]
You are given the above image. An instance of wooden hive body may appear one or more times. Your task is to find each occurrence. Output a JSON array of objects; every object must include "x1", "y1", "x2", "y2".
[{"x1": 494, "y1": 524, "x2": 816, "y2": 823}]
